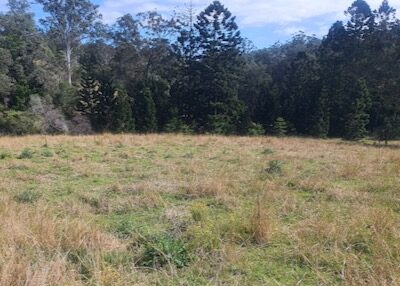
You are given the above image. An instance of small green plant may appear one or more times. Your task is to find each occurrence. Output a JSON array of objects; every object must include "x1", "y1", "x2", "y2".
[
  {"x1": 273, "y1": 117, "x2": 288, "y2": 136},
  {"x1": 248, "y1": 122, "x2": 266, "y2": 136},
  {"x1": 40, "y1": 148, "x2": 54, "y2": 157},
  {"x1": 262, "y1": 148, "x2": 275, "y2": 155},
  {"x1": 0, "y1": 150, "x2": 11, "y2": 159},
  {"x1": 114, "y1": 219, "x2": 136, "y2": 238},
  {"x1": 18, "y1": 148, "x2": 34, "y2": 159},
  {"x1": 14, "y1": 190, "x2": 41, "y2": 204},
  {"x1": 189, "y1": 202, "x2": 208, "y2": 222},
  {"x1": 139, "y1": 234, "x2": 190, "y2": 269},
  {"x1": 265, "y1": 160, "x2": 283, "y2": 175}
]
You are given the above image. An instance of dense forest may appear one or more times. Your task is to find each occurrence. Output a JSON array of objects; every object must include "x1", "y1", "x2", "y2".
[{"x1": 0, "y1": 0, "x2": 399, "y2": 142}]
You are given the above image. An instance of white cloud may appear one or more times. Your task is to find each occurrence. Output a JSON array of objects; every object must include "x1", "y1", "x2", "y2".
[
  {"x1": 99, "y1": 0, "x2": 400, "y2": 27},
  {"x1": 98, "y1": 0, "x2": 400, "y2": 41}
]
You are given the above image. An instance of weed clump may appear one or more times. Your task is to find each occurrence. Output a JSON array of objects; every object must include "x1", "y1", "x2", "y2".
[
  {"x1": 114, "y1": 219, "x2": 136, "y2": 239},
  {"x1": 265, "y1": 160, "x2": 284, "y2": 175},
  {"x1": 41, "y1": 148, "x2": 54, "y2": 157},
  {"x1": 14, "y1": 190, "x2": 41, "y2": 204},
  {"x1": 0, "y1": 150, "x2": 12, "y2": 159},
  {"x1": 139, "y1": 234, "x2": 190, "y2": 269},
  {"x1": 18, "y1": 148, "x2": 34, "y2": 159}
]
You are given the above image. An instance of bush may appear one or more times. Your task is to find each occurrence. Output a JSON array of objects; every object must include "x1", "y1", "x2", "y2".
[
  {"x1": 248, "y1": 122, "x2": 265, "y2": 136},
  {"x1": 0, "y1": 110, "x2": 41, "y2": 135},
  {"x1": 14, "y1": 190, "x2": 41, "y2": 204},
  {"x1": 18, "y1": 148, "x2": 34, "y2": 159},
  {"x1": 139, "y1": 234, "x2": 190, "y2": 269},
  {"x1": 164, "y1": 117, "x2": 193, "y2": 134},
  {"x1": 273, "y1": 117, "x2": 288, "y2": 136}
]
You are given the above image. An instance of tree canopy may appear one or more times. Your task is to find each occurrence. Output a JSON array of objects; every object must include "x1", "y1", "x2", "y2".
[{"x1": 0, "y1": 0, "x2": 399, "y2": 142}]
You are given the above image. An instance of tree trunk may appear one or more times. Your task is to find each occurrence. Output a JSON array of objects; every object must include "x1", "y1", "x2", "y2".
[{"x1": 66, "y1": 41, "x2": 72, "y2": 86}]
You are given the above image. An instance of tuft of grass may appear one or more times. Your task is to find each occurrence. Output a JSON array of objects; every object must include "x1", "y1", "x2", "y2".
[
  {"x1": 14, "y1": 190, "x2": 41, "y2": 204},
  {"x1": 0, "y1": 150, "x2": 12, "y2": 159},
  {"x1": 139, "y1": 234, "x2": 190, "y2": 269},
  {"x1": 262, "y1": 148, "x2": 275, "y2": 155},
  {"x1": 18, "y1": 148, "x2": 34, "y2": 159},
  {"x1": 265, "y1": 160, "x2": 284, "y2": 175},
  {"x1": 250, "y1": 197, "x2": 274, "y2": 245},
  {"x1": 189, "y1": 202, "x2": 208, "y2": 222},
  {"x1": 40, "y1": 148, "x2": 54, "y2": 158}
]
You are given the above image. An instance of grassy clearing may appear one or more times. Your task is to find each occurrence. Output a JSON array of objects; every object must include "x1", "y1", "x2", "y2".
[{"x1": 0, "y1": 134, "x2": 399, "y2": 285}]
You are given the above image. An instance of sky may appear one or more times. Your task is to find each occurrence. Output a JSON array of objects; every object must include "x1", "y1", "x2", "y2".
[{"x1": 1, "y1": 0, "x2": 399, "y2": 48}]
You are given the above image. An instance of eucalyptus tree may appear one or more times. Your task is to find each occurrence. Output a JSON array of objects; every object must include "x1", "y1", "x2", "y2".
[{"x1": 36, "y1": 0, "x2": 101, "y2": 85}]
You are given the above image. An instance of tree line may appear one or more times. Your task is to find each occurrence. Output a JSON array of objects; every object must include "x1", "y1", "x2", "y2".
[{"x1": 0, "y1": 0, "x2": 399, "y2": 143}]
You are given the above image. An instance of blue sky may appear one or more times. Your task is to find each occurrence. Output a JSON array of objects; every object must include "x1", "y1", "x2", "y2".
[{"x1": 1, "y1": 0, "x2": 399, "y2": 48}]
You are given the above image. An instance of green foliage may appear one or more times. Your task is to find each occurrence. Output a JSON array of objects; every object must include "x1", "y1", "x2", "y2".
[
  {"x1": 135, "y1": 87, "x2": 157, "y2": 133},
  {"x1": 310, "y1": 87, "x2": 330, "y2": 138},
  {"x1": 375, "y1": 116, "x2": 400, "y2": 144},
  {"x1": 265, "y1": 160, "x2": 284, "y2": 175},
  {"x1": 18, "y1": 148, "x2": 34, "y2": 159},
  {"x1": 0, "y1": 0, "x2": 399, "y2": 143},
  {"x1": 40, "y1": 148, "x2": 53, "y2": 157},
  {"x1": 114, "y1": 219, "x2": 136, "y2": 239},
  {"x1": 248, "y1": 122, "x2": 265, "y2": 136},
  {"x1": 111, "y1": 89, "x2": 135, "y2": 133},
  {"x1": 14, "y1": 190, "x2": 41, "y2": 204},
  {"x1": 0, "y1": 150, "x2": 12, "y2": 159},
  {"x1": 0, "y1": 110, "x2": 41, "y2": 135},
  {"x1": 139, "y1": 235, "x2": 190, "y2": 269},
  {"x1": 189, "y1": 202, "x2": 208, "y2": 222},
  {"x1": 273, "y1": 117, "x2": 288, "y2": 136},
  {"x1": 55, "y1": 83, "x2": 79, "y2": 117},
  {"x1": 12, "y1": 84, "x2": 32, "y2": 110},
  {"x1": 164, "y1": 117, "x2": 193, "y2": 134},
  {"x1": 344, "y1": 79, "x2": 371, "y2": 141}
]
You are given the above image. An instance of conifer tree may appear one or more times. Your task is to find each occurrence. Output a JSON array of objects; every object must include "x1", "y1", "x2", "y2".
[
  {"x1": 194, "y1": 0, "x2": 248, "y2": 133},
  {"x1": 344, "y1": 79, "x2": 371, "y2": 140},
  {"x1": 111, "y1": 89, "x2": 134, "y2": 133},
  {"x1": 135, "y1": 86, "x2": 157, "y2": 133},
  {"x1": 77, "y1": 64, "x2": 100, "y2": 116},
  {"x1": 310, "y1": 86, "x2": 330, "y2": 138},
  {"x1": 273, "y1": 117, "x2": 288, "y2": 137}
]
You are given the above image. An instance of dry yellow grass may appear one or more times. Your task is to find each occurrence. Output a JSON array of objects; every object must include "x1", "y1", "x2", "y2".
[{"x1": 0, "y1": 134, "x2": 399, "y2": 285}]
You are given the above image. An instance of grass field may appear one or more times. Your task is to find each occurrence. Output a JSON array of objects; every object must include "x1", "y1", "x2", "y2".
[{"x1": 0, "y1": 134, "x2": 399, "y2": 285}]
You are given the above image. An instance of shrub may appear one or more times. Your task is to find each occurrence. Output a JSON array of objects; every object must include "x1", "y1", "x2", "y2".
[
  {"x1": 0, "y1": 110, "x2": 41, "y2": 135},
  {"x1": 164, "y1": 117, "x2": 193, "y2": 134},
  {"x1": 139, "y1": 235, "x2": 190, "y2": 269},
  {"x1": 14, "y1": 190, "x2": 41, "y2": 204},
  {"x1": 18, "y1": 148, "x2": 34, "y2": 159},
  {"x1": 273, "y1": 117, "x2": 288, "y2": 136},
  {"x1": 248, "y1": 122, "x2": 265, "y2": 136}
]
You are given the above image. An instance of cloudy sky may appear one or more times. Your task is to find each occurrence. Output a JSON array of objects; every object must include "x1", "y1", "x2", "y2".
[{"x1": 1, "y1": 0, "x2": 399, "y2": 47}]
